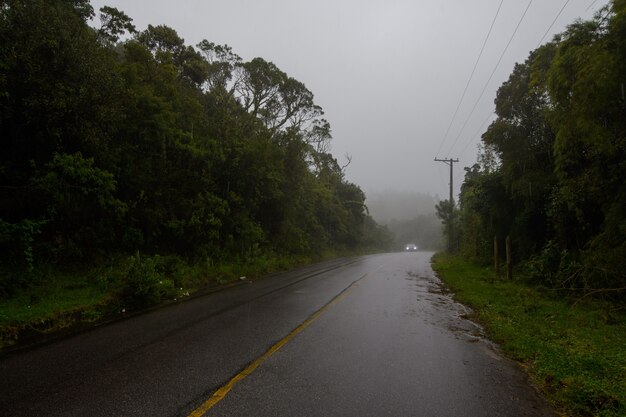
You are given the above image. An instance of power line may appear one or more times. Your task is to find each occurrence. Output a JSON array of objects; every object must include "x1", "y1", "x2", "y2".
[
  {"x1": 536, "y1": 0, "x2": 571, "y2": 48},
  {"x1": 445, "y1": 0, "x2": 534, "y2": 158},
  {"x1": 453, "y1": 123, "x2": 490, "y2": 190},
  {"x1": 448, "y1": 0, "x2": 599, "y2": 195},
  {"x1": 435, "y1": 0, "x2": 504, "y2": 158},
  {"x1": 452, "y1": 0, "x2": 582, "y2": 161},
  {"x1": 586, "y1": 0, "x2": 598, "y2": 12},
  {"x1": 458, "y1": 111, "x2": 495, "y2": 159}
]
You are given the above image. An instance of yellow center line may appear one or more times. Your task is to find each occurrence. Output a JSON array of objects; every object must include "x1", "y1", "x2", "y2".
[{"x1": 187, "y1": 272, "x2": 369, "y2": 417}]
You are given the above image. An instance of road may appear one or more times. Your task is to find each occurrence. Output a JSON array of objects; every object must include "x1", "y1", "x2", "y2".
[{"x1": 1, "y1": 252, "x2": 554, "y2": 417}]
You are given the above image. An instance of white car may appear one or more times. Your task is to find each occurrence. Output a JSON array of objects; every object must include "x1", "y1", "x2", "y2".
[{"x1": 405, "y1": 243, "x2": 418, "y2": 252}]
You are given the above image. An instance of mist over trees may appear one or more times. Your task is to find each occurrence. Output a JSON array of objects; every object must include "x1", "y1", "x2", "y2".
[
  {"x1": 367, "y1": 190, "x2": 444, "y2": 250},
  {"x1": 452, "y1": 1, "x2": 625, "y2": 299},
  {"x1": 0, "y1": 0, "x2": 392, "y2": 295}
]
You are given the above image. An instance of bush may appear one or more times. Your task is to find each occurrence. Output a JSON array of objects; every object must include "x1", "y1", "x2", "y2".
[
  {"x1": 0, "y1": 218, "x2": 46, "y2": 296},
  {"x1": 525, "y1": 240, "x2": 583, "y2": 289},
  {"x1": 154, "y1": 255, "x2": 185, "y2": 287},
  {"x1": 118, "y1": 253, "x2": 175, "y2": 309}
]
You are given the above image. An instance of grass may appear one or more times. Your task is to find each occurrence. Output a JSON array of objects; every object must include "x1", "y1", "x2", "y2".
[
  {"x1": 431, "y1": 253, "x2": 626, "y2": 417},
  {"x1": 0, "y1": 271, "x2": 114, "y2": 348},
  {"x1": 0, "y1": 251, "x2": 337, "y2": 351}
]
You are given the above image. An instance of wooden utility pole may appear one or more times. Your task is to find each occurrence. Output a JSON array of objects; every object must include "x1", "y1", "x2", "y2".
[{"x1": 434, "y1": 157, "x2": 459, "y2": 252}]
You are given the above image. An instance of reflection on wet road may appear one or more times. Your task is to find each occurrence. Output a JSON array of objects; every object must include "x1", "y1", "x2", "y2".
[
  {"x1": 1, "y1": 252, "x2": 554, "y2": 417},
  {"x1": 204, "y1": 252, "x2": 554, "y2": 417}
]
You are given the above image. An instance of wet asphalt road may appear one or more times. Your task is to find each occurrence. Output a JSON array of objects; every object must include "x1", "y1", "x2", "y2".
[{"x1": 1, "y1": 252, "x2": 554, "y2": 417}]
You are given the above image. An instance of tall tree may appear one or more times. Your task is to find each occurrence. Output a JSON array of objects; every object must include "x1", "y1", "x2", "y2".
[
  {"x1": 481, "y1": 52, "x2": 556, "y2": 259},
  {"x1": 540, "y1": 3, "x2": 626, "y2": 289}
]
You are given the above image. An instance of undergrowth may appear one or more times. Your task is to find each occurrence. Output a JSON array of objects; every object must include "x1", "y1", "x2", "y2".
[
  {"x1": 432, "y1": 253, "x2": 625, "y2": 417},
  {"x1": 0, "y1": 252, "x2": 316, "y2": 350}
]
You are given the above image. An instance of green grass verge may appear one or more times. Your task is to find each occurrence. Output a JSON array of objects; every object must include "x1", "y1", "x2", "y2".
[
  {"x1": 0, "y1": 249, "x2": 372, "y2": 351},
  {"x1": 0, "y1": 252, "x2": 323, "y2": 350},
  {"x1": 0, "y1": 273, "x2": 114, "y2": 345},
  {"x1": 431, "y1": 253, "x2": 625, "y2": 417}
]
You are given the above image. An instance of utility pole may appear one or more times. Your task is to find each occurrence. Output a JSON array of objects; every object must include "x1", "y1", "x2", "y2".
[{"x1": 434, "y1": 157, "x2": 459, "y2": 252}]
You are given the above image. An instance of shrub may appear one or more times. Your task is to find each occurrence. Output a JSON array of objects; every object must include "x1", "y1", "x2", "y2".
[
  {"x1": 118, "y1": 253, "x2": 175, "y2": 309},
  {"x1": 526, "y1": 240, "x2": 583, "y2": 289},
  {"x1": 0, "y1": 218, "x2": 46, "y2": 296}
]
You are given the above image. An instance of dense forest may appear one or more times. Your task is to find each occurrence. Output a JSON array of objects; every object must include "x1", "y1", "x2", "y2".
[
  {"x1": 0, "y1": 0, "x2": 393, "y2": 298},
  {"x1": 445, "y1": 1, "x2": 625, "y2": 300}
]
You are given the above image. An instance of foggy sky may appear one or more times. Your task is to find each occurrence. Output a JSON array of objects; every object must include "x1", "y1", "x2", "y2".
[{"x1": 90, "y1": 0, "x2": 606, "y2": 200}]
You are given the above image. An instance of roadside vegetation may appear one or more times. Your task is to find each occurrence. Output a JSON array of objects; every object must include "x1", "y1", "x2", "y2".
[
  {"x1": 0, "y1": 1, "x2": 392, "y2": 349},
  {"x1": 0, "y1": 251, "x2": 334, "y2": 349},
  {"x1": 432, "y1": 5, "x2": 626, "y2": 415},
  {"x1": 432, "y1": 253, "x2": 625, "y2": 417},
  {"x1": 436, "y1": 0, "x2": 625, "y2": 303}
]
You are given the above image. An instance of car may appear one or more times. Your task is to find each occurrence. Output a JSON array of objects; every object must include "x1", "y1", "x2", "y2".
[{"x1": 405, "y1": 243, "x2": 418, "y2": 252}]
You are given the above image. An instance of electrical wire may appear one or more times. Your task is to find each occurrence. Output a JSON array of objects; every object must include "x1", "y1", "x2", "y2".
[
  {"x1": 536, "y1": 0, "x2": 571, "y2": 48},
  {"x1": 435, "y1": 0, "x2": 504, "y2": 158},
  {"x1": 458, "y1": 111, "x2": 495, "y2": 160},
  {"x1": 452, "y1": 0, "x2": 592, "y2": 162},
  {"x1": 586, "y1": 0, "x2": 598, "y2": 11},
  {"x1": 444, "y1": 0, "x2": 534, "y2": 158},
  {"x1": 450, "y1": 0, "x2": 604, "y2": 195},
  {"x1": 453, "y1": 113, "x2": 496, "y2": 188}
]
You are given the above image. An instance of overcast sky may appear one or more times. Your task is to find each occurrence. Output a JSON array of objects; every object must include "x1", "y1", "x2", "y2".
[{"x1": 90, "y1": 0, "x2": 607, "y2": 200}]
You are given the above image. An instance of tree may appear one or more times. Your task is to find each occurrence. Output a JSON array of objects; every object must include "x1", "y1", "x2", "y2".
[
  {"x1": 0, "y1": 0, "x2": 390, "y2": 294},
  {"x1": 0, "y1": 0, "x2": 125, "y2": 259},
  {"x1": 457, "y1": 1, "x2": 626, "y2": 296},
  {"x1": 458, "y1": 163, "x2": 513, "y2": 261},
  {"x1": 481, "y1": 52, "x2": 556, "y2": 259},
  {"x1": 96, "y1": 6, "x2": 136, "y2": 45},
  {"x1": 539, "y1": 3, "x2": 626, "y2": 291},
  {"x1": 235, "y1": 57, "x2": 323, "y2": 134}
]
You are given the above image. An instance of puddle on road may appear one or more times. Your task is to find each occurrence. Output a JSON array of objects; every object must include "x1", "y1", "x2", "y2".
[{"x1": 405, "y1": 270, "x2": 495, "y2": 350}]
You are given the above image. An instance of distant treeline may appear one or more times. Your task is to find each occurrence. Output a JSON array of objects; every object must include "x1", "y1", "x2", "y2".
[
  {"x1": 0, "y1": 0, "x2": 392, "y2": 294},
  {"x1": 366, "y1": 191, "x2": 444, "y2": 250},
  {"x1": 444, "y1": 1, "x2": 625, "y2": 298}
]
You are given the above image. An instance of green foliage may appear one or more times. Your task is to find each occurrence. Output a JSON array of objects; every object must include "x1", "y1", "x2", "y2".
[
  {"x1": 525, "y1": 241, "x2": 581, "y2": 288},
  {"x1": 0, "y1": 0, "x2": 390, "y2": 309},
  {"x1": 0, "y1": 218, "x2": 46, "y2": 295},
  {"x1": 116, "y1": 253, "x2": 175, "y2": 308},
  {"x1": 96, "y1": 6, "x2": 136, "y2": 45},
  {"x1": 34, "y1": 153, "x2": 127, "y2": 257},
  {"x1": 0, "y1": 218, "x2": 45, "y2": 270},
  {"x1": 456, "y1": 1, "x2": 625, "y2": 299},
  {"x1": 0, "y1": 251, "x2": 331, "y2": 349},
  {"x1": 435, "y1": 197, "x2": 462, "y2": 253},
  {"x1": 360, "y1": 215, "x2": 395, "y2": 252},
  {"x1": 433, "y1": 254, "x2": 626, "y2": 417}
]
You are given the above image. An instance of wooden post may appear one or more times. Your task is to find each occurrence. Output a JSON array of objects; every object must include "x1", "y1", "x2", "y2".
[
  {"x1": 434, "y1": 157, "x2": 459, "y2": 252},
  {"x1": 494, "y1": 236, "x2": 499, "y2": 276},
  {"x1": 506, "y1": 235, "x2": 512, "y2": 280}
]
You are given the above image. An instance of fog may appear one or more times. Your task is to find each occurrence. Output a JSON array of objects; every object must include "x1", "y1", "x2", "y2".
[
  {"x1": 367, "y1": 190, "x2": 438, "y2": 224},
  {"x1": 90, "y1": 0, "x2": 605, "y2": 216},
  {"x1": 366, "y1": 190, "x2": 444, "y2": 250}
]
